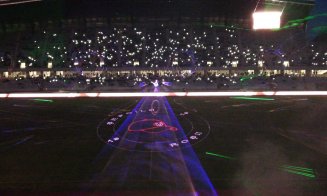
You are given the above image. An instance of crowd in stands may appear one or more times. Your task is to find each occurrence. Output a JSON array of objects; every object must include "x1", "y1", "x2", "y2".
[
  {"x1": 0, "y1": 26, "x2": 326, "y2": 69},
  {"x1": 0, "y1": 25, "x2": 326, "y2": 92}
]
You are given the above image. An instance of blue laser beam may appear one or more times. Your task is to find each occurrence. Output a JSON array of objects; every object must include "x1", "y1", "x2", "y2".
[
  {"x1": 91, "y1": 96, "x2": 217, "y2": 195},
  {"x1": 163, "y1": 97, "x2": 217, "y2": 195}
]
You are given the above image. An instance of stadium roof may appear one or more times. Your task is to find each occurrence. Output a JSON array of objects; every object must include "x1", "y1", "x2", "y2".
[
  {"x1": 0, "y1": 0, "x2": 315, "y2": 24},
  {"x1": 0, "y1": 0, "x2": 41, "y2": 7},
  {"x1": 265, "y1": 0, "x2": 315, "y2": 6}
]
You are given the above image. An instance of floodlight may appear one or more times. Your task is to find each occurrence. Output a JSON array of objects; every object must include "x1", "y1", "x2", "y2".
[{"x1": 253, "y1": 11, "x2": 282, "y2": 30}]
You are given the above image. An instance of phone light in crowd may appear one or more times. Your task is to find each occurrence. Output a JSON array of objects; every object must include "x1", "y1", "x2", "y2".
[
  {"x1": 48, "y1": 62, "x2": 53, "y2": 69},
  {"x1": 253, "y1": 11, "x2": 282, "y2": 30},
  {"x1": 20, "y1": 62, "x2": 26, "y2": 69},
  {"x1": 99, "y1": 60, "x2": 105, "y2": 67}
]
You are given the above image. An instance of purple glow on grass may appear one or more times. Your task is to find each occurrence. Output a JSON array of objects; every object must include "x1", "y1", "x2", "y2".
[
  {"x1": 139, "y1": 82, "x2": 147, "y2": 88},
  {"x1": 162, "y1": 81, "x2": 172, "y2": 86},
  {"x1": 163, "y1": 97, "x2": 217, "y2": 195}
]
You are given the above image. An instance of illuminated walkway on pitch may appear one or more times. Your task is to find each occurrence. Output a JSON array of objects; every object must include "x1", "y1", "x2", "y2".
[
  {"x1": 2, "y1": 91, "x2": 327, "y2": 98},
  {"x1": 89, "y1": 95, "x2": 217, "y2": 195}
]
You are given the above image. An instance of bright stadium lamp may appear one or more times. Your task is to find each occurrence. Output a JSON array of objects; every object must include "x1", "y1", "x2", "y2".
[{"x1": 253, "y1": 11, "x2": 282, "y2": 30}]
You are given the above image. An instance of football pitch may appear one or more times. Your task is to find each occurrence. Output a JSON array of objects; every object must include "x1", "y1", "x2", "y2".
[{"x1": 1, "y1": 96, "x2": 327, "y2": 195}]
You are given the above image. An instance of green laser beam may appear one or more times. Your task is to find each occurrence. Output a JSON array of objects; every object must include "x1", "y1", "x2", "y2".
[
  {"x1": 282, "y1": 169, "x2": 315, "y2": 178},
  {"x1": 282, "y1": 165, "x2": 314, "y2": 173},
  {"x1": 312, "y1": 26, "x2": 327, "y2": 34},
  {"x1": 230, "y1": 97, "x2": 275, "y2": 101},
  {"x1": 206, "y1": 152, "x2": 235, "y2": 160},
  {"x1": 274, "y1": 12, "x2": 327, "y2": 31},
  {"x1": 240, "y1": 74, "x2": 258, "y2": 82},
  {"x1": 289, "y1": 13, "x2": 327, "y2": 24},
  {"x1": 33, "y1": 99, "x2": 54, "y2": 103}
]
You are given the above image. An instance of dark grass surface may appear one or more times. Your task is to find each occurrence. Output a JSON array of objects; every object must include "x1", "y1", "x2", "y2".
[{"x1": 1, "y1": 97, "x2": 327, "y2": 195}]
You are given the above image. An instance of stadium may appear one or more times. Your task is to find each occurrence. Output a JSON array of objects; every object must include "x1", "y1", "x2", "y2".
[{"x1": 0, "y1": 0, "x2": 326, "y2": 195}]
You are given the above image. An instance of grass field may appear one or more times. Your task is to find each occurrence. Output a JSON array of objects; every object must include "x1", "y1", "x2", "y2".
[{"x1": 1, "y1": 96, "x2": 327, "y2": 195}]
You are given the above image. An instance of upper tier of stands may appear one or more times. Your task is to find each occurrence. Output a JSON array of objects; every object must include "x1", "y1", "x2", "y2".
[{"x1": 0, "y1": 26, "x2": 326, "y2": 70}]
